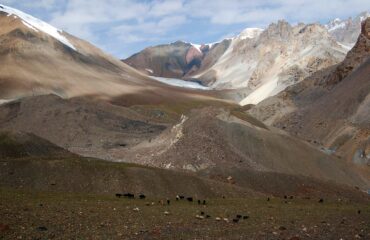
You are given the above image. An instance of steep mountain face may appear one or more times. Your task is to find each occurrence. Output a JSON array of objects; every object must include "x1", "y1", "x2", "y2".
[
  {"x1": 123, "y1": 40, "x2": 231, "y2": 80},
  {"x1": 249, "y1": 18, "x2": 370, "y2": 166},
  {"x1": 198, "y1": 21, "x2": 346, "y2": 105},
  {"x1": 325, "y1": 11, "x2": 370, "y2": 49},
  {"x1": 0, "y1": 4, "x2": 216, "y2": 105}
]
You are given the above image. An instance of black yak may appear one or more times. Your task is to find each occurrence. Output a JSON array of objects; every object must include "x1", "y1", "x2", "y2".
[{"x1": 123, "y1": 193, "x2": 135, "y2": 199}]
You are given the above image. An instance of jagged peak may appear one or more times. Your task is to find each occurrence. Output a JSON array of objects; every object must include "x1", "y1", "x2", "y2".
[
  {"x1": 267, "y1": 19, "x2": 291, "y2": 29},
  {"x1": 259, "y1": 19, "x2": 294, "y2": 40}
]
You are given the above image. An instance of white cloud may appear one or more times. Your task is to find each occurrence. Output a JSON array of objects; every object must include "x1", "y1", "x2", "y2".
[
  {"x1": 46, "y1": 0, "x2": 190, "y2": 45},
  {"x1": 149, "y1": 0, "x2": 184, "y2": 17},
  {"x1": 48, "y1": 0, "x2": 369, "y2": 41},
  {"x1": 111, "y1": 15, "x2": 187, "y2": 43},
  {"x1": 184, "y1": 0, "x2": 370, "y2": 25},
  {"x1": 2, "y1": 0, "x2": 58, "y2": 9}
]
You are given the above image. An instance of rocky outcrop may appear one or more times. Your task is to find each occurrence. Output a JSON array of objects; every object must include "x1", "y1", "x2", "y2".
[
  {"x1": 325, "y1": 17, "x2": 370, "y2": 86},
  {"x1": 363, "y1": 17, "x2": 370, "y2": 38}
]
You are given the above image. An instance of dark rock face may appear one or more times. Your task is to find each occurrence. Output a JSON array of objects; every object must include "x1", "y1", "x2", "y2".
[{"x1": 362, "y1": 17, "x2": 370, "y2": 39}]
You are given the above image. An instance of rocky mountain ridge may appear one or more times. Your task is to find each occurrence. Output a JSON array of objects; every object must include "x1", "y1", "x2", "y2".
[{"x1": 124, "y1": 14, "x2": 370, "y2": 105}]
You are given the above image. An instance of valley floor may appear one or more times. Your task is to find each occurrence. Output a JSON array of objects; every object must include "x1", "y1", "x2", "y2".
[{"x1": 1, "y1": 188, "x2": 369, "y2": 240}]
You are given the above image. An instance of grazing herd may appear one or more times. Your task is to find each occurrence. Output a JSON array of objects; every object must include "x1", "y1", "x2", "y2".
[
  {"x1": 115, "y1": 192, "x2": 207, "y2": 206},
  {"x1": 114, "y1": 192, "x2": 331, "y2": 224},
  {"x1": 116, "y1": 192, "x2": 328, "y2": 206},
  {"x1": 194, "y1": 210, "x2": 249, "y2": 223}
]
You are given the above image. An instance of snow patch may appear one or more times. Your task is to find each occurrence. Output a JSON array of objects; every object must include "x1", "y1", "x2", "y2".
[
  {"x1": 190, "y1": 43, "x2": 202, "y2": 53},
  {"x1": 205, "y1": 41, "x2": 219, "y2": 48},
  {"x1": 0, "y1": 4, "x2": 76, "y2": 51},
  {"x1": 175, "y1": 40, "x2": 220, "y2": 52},
  {"x1": 151, "y1": 76, "x2": 210, "y2": 90},
  {"x1": 239, "y1": 28, "x2": 264, "y2": 40},
  {"x1": 145, "y1": 68, "x2": 154, "y2": 74},
  {"x1": 327, "y1": 22, "x2": 346, "y2": 32},
  {"x1": 22, "y1": 20, "x2": 39, "y2": 32},
  {"x1": 333, "y1": 18, "x2": 341, "y2": 22}
]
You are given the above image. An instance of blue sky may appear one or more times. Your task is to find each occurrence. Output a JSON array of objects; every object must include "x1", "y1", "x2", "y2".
[{"x1": 1, "y1": 0, "x2": 370, "y2": 58}]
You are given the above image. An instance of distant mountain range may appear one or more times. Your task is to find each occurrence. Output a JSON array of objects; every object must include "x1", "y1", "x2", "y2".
[{"x1": 124, "y1": 11, "x2": 369, "y2": 105}]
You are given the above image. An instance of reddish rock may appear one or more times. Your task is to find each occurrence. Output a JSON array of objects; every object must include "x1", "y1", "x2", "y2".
[
  {"x1": 185, "y1": 46, "x2": 203, "y2": 64},
  {"x1": 361, "y1": 17, "x2": 370, "y2": 39},
  {"x1": 0, "y1": 223, "x2": 10, "y2": 232}
]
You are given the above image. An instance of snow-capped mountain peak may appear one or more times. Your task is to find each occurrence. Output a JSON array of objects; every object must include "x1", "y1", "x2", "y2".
[
  {"x1": 325, "y1": 18, "x2": 347, "y2": 32},
  {"x1": 325, "y1": 11, "x2": 370, "y2": 47},
  {"x1": 0, "y1": 4, "x2": 76, "y2": 50}
]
